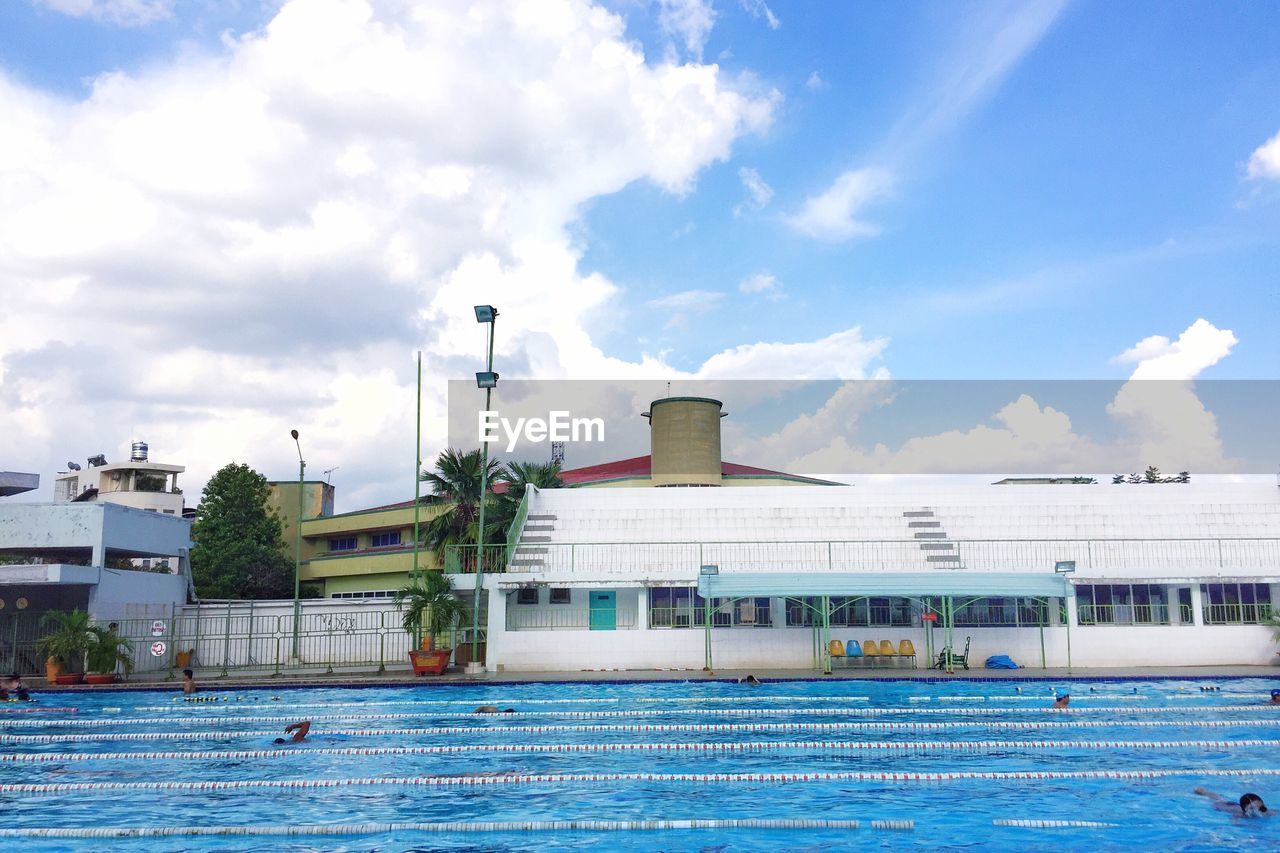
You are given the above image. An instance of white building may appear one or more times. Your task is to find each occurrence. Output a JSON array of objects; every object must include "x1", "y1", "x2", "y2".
[
  {"x1": 456, "y1": 397, "x2": 1280, "y2": 673},
  {"x1": 54, "y1": 441, "x2": 185, "y2": 517}
]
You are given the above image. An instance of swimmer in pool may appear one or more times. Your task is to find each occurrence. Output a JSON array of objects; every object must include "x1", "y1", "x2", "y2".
[
  {"x1": 738, "y1": 675, "x2": 761, "y2": 685},
  {"x1": 1195, "y1": 788, "x2": 1271, "y2": 818},
  {"x1": 1052, "y1": 694, "x2": 1070, "y2": 709},
  {"x1": 2, "y1": 673, "x2": 31, "y2": 702},
  {"x1": 182, "y1": 669, "x2": 197, "y2": 694},
  {"x1": 474, "y1": 705, "x2": 514, "y2": 714},
  {"x1": 1269, "y1": 689, "x2": 1280, "y2": 705},
  {"x1": 273, "y1": 720, "x2": 311, "y2": 744}
]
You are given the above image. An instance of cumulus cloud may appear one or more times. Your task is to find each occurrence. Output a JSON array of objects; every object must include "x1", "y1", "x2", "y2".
[
  {"x1": 1113, "y1": 318, "x2": 1238, "y2": 380},
  {"x1": 785, "y1": 167, "x2": 893, "y2": 241},
  {"x1": 33, "y1": 0, "x2": 173, "y2": 26},
  {"x1": 804, "y1": 71, "x2": 825, "y2": 90},
  {"x1": 656, "y1": 0, "x2": 717, "y2": 60},
  {"x1": 1247, "y1": 130, "x2": 1280, "y2": 181},
  {"x1": 0, "y1": 0, "x2": 782, "y2": 507},
  {"x1": 733, "y1": 166, "x2": 773, "y2": 214}
]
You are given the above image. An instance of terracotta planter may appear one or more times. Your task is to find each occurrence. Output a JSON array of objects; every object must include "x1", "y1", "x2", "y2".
[
  {"x1": 409, "y1": 649, "x2": 451, "y2": 676},
  {"x1": 45, "y1": 658, "x2": 63, "y2": 682},
  {"x1": 175, "y1": 650, "x2": 193, "y2": 668},
  {"x1": 54, "y1": 673, "x2": 85, "y2": 686},
  {"x1": 85, "y1": 673, "x2": 116, "y2": 685}
]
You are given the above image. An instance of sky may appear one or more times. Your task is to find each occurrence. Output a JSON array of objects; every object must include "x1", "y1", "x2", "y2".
[{"x1": 1, "y1": 0, "x2": 1277, "y2": 510}]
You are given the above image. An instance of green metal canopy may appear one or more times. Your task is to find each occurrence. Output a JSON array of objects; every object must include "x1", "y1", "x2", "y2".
[{"x1": 696, "y1": 571, "x2": 1068, "y2": 599}]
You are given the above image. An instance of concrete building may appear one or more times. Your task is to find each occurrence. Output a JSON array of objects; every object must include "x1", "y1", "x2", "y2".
[
  {"x1": 0, "y1": 502, "x2": 192, "y2": 673},
  {"x1": 54, "y1": 442, "x2": 186, "y2": 516},
  {"x1": 0, "y1": 471, "x2": 40, "y2": 498}
]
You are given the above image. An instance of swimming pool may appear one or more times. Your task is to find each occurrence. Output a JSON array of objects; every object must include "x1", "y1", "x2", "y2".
[{"x1": 2, "y1": 677, "x2": 1278, "y2": 851}]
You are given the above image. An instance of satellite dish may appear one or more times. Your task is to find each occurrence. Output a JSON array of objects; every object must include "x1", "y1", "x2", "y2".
[{"x1": 67, "y1": 461, "x2": 81, "y2": 471}]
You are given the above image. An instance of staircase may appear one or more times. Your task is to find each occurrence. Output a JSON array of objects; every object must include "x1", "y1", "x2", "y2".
[
  {"x1": 509, "y1": 513, "x2": 556, "y2": 572},
  {"x1": 903, "y1": 509, "x2": 964, "y2": 569}
]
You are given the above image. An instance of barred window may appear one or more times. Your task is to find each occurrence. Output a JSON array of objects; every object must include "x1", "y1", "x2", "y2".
[{"x1": 1201, "y1": 583, "x2": 1272, "y2": 625}]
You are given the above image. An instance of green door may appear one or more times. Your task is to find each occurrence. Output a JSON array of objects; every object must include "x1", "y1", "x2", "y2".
[{"x1": 589, "y1": 591, "x2": 617, "y2": 630}]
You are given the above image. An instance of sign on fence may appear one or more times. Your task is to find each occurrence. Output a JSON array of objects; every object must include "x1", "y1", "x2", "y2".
[
  {"x1": 150, "y1": 641, "x2": 167, "y2": 657},
  {"x1": 151, "y1": 620, "x2": 166, "y2": 636}
]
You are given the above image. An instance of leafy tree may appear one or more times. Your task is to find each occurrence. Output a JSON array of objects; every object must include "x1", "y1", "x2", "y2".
[
  {"x1": 393, "y1": 571, "x2": 468, "y2": 651},
  {"x1": 191, "y1": 463, "x2": 293, "y2": 599},
  {"x1": 419, "y1": 448, "x2": 503, "y2": 559},
  {"x1": 487, "y1": 460, "x2": 563, "y2": 542}
]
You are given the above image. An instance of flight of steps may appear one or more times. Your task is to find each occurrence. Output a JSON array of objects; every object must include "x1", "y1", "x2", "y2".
[
  {"x1": 903, "y1": 508, "x2": 964, "y2": 569},
  {"x1": 508, "y1": 513, "x2": 556, "y2": 572}
]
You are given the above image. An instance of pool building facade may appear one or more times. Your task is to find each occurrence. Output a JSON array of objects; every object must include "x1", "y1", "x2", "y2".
[{"x1": 451, "y1": 397, "x2": 1280, "y2": 674}]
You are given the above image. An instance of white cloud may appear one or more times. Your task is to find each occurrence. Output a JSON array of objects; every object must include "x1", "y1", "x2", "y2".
[
  {"x1": 804, "y1": 71, "x2": 825, "y2": 90},
  {"x1": 647, "y1": 288, "x2": 724, "y2": 329},
  {"x1": 0, "y1": 0, "x2": 780, "y2": 507},
  {"x1": 696, "y1": 327, "x2": 889, "y2": 380},
  {"x1": 33, "y1": 0, "x2": 173, "y2": 26},
  {"x1": 1247, "y1": 130, "x2": 1280, "y2": 181},
  {"x1": 656, "y1": 0, "x2": 717, "y2": 60},
  {"x1": 733, "y1": 165, "x2": 773, "y2": 214},
  {"x1": 738, "y1": 271, "x2": 779, "y2": 298},
  {"x1": 788, "y1": 1, "x2": 1065, "y2": 243},
  {"x1": 1114, "y1": 318, "x2": 1238, "y2": 380},
  {"x1": 739, "y1": 0, "x2": 780, "y2": 30},
  {"x1": 785, "y1": 167, "x2": 893, "y2": 241}
]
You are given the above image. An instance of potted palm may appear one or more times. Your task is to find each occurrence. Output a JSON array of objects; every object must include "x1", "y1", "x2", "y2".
[
  {"x1": 36, "y1": 609, "x2": 96, "y2": 685},
  {"x1": 394, "y1": 572, "x2": 467, "y2": 676},
  {"x1": 85, "y1": 625, "x2": 134, "y2": 685}
]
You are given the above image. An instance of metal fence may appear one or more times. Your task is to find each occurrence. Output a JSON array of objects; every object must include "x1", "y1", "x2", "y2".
[
  {"x1": 452, "y1": 538, "x2": 1280, "y2": 576},
  {"x1": 506, "y1": 607, "x2": 637, "y2": 631}
]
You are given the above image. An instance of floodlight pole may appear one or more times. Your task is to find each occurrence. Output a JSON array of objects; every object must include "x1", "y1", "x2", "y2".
[
  {"x1": 413, "y1": 352, "x2": 422, "y2": 580},
  {"x1": 468, "y1": 307, "x2": 497, "y2": 674},
  {"x1": 290, "y1": 429, "x2": 305, "y2": 664}
]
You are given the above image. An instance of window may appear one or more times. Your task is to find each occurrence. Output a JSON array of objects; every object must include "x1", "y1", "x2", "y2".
[
  {"x1": 329, "y1": 537, "x2": 357, "y2": 552},
  {"x1": 788, "y1": 597, "x2": 913, "y2": 627},
  {"x1": 648, "y1": 588, "x2": 769, "y2": 628},
  {"x1": 1201, "y1": 583, "x2": 1272, "y2": 625},
  {"x1": 1076, "y1": 584, "x2": 1171, "y2": 626},
  {"x1": 952, "y1": 597, "x2": 1048, "y2": 628},
  {"x1": 370, "y1": 531, "x2": 402, "y2": 548},
  {"x1": 516, "y1": 587, "x2": 539, "y2": 605},
  {"x1": 330, "y1": 590, "x2": 395, "y2": 599},
  {"x1": 549, "y1": 588, "x2": 571, "y2": 605}
]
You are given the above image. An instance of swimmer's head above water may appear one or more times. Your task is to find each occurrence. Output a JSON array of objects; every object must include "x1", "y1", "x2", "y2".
[{"x1": 1241, "y1": 793, "x2": 1268, "y2": 817}]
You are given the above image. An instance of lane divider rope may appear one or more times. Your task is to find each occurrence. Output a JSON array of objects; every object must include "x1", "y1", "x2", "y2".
[
  {"x1": 5, "y1": 768, "x2": 1280, "y2": 794},
  {"x1": 6, "y1": 705, "x2": 1276, "y2": 727},
  {"x1": 993, "y1": 820, "x2": 1119, "y2": 828},
  {"x1": 6, "y1": 718, "x2": 1280, "y2": 743},
  {"x1": 3, "y1": 739, "x2": 1277, "y2": 763},
  {"x1": 132, "y1": 696, "x2": 876, "y2": 712},
  {"x1": 0, "y1": 819, "x2": 912, "y2": 837}
]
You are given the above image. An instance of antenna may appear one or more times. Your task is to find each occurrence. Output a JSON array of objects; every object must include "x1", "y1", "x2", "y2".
[
  {"x1": 666, "y1": 381, "x2": 671, "y2": 398},
  {"x1": 550, "y1": 442, "x2": 565, "y2": 467},
  {"x1": 322, "y1": 466, "x2": 339, "y2": 484}
]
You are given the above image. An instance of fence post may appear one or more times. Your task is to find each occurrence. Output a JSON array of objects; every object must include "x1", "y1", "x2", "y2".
[
  {"x1": 220, "y1": 600, "x2": 232, "y2": 677},
  {"x1": 378, "y1": 610, "x2": 387, "y2": 675},
  {"x1": 273, "y1": 614, "x2": 283, "y2": 676},
  {"x1": 167, "y1": 602, "x2": 179, "y2": 680}
]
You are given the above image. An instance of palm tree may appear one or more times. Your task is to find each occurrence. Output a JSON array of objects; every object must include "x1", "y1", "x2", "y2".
[
  {"x1": 86, "y1": 625, "x2": 134, "y2": 677},
  {"x1": 419, "y1": 448, "x2": 502, "y2": 564},
  {"x1": 36, "y1": 609, "x2": 96, "y2": 674},
  {"x1": 393, "y1": 571, "x2": 468, "y2": 651},
  {"x1": 487, "y1": 460, "x2": 563, "y2": 543}
]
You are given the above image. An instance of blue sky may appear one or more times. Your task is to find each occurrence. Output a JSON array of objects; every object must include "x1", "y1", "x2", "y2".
[{"x1": 1, "y1": 0, "x2": 1277, "y2": 506}]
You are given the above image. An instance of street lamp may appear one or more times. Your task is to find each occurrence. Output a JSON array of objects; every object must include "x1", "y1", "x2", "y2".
[
  {"x1": 290, "y1": 428, "x2": 305, "y2": 664},
  {"x1": 468, "y1": 304, "x2": 498, "y2": 674}
]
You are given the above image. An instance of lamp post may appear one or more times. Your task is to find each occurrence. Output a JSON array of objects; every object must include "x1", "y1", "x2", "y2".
[
  {"x1": 468, "y1": 304, "x2": 498, "y2": 674},
  {"x1": 290, "y1": 428, "x2": 305, "y2": 664}
]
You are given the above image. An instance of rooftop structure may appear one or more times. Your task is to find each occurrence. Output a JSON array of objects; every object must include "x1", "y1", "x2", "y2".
[
  {"x1": 0, "y1": 471, "x2": 39, "y2": 498},
  {"x1": 53, "y1": 441, "x2": 185, "y2": 516}
]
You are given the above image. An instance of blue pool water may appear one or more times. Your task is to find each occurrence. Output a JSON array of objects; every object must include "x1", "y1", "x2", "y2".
[{"x1": 3, "y1": 677, "x2": 1280, "y2": 851}]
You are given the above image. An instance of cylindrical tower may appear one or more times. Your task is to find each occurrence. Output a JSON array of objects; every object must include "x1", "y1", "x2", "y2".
[
  {"x1": 645, "y1": 397, "x2": 725, "y2": 487},
  {"x1": 130, "y1": 441, "x2": 149, "y2": 462}
]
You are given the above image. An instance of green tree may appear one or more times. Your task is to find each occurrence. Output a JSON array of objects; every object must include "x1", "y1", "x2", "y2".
[
  {"x1": 419, "y1": 448, "x2": 503, "y2": 558},
  {"x1": 191, "y1": 463, "x2": 293, "y2": 599},
  {"x1": 487, "y1": 460, "x2": 563, "y2": 542}
]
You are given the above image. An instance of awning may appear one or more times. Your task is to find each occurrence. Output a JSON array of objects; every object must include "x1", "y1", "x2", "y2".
[{"x1": 697, "y1": 572, "x2": 1068, "y2": 599}]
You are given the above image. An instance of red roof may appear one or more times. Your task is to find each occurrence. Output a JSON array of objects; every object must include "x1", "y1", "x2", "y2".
[{"x1": 557, "y1": 455, "x2": 834, "y2": 486}]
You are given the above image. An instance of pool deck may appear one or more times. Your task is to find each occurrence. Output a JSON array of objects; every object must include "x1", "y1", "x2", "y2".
[{"x1": 30, "y1": 664, "x2": 1280, "y2": 692}]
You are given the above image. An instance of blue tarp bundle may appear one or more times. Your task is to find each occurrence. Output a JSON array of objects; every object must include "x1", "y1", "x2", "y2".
[{"x1": 985, "y1": 655, "x2": 1020, "y2": 669}]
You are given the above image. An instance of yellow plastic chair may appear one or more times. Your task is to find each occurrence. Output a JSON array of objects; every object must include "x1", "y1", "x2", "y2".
[
  {"x1": 879, "y1": 639, "x2": 897, "y2": 666},
  {"x1": 898, "y1": 639, "x2": 917, "y2": 669},
  {"x1": 828, "y1": 639, "x2": 846, "y2": 661},
  {"x1": 862, "y1": 640, "x2": 879, "y2": 665}
]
